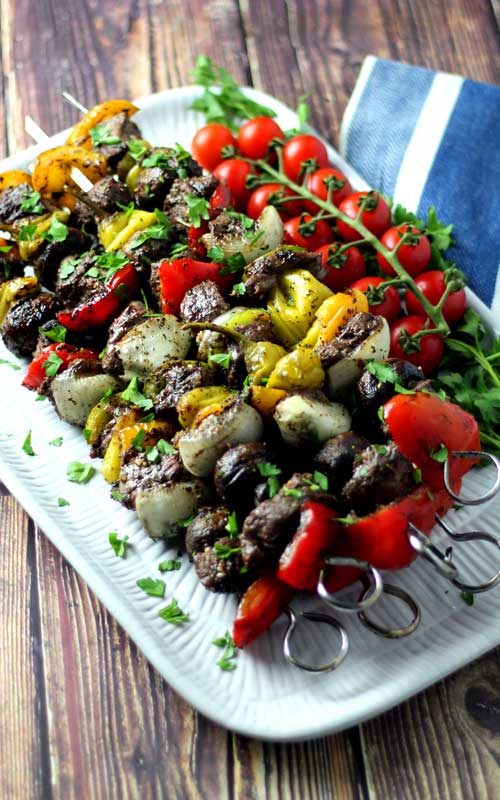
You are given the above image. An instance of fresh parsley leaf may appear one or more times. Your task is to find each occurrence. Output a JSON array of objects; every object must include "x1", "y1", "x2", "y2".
[
  {"x1": 212, "y1": 630, "x2": 237, "y2": 672},
  {"x1": 158, "y1": 599, "x2": 189, "y2": 625},
  {"x1": 460, "y1": 590, "x2": 474, "y2": 606},
  {"x1": 232, "y1": 282, "x2": 246, "y2": 296},
  {"x1": 67, "y1": 461, "x2": 96, "y2": 483},
  {"x1": 111, "y1": 490, "x2": 127, "y2": 502},
  {"x1": 267, "y1": 476, "x2": 281, "y2": 498},
  {"x1": 59, "y1": 256, "x2": 82, "y2": 279},
  {"x1": 109, "y1": 532, "x2": 129, "y2": 558},
  {"x1": 19, "y1": 223, "x2": 38, "y2": 241},
  {"x1": 157, "y1": 439, "x2": 177, "y2": 455},
  {"x1": 413, "y1": 467, "x2": 423, "y2": 485},
  {"x1": 0, "y1": 244, "x2": 13, "y2": 254},
  {"x1": 136, "y1": 577, "x2": 166, "y2": 598},
  {"x1": 214, "y1": 543, "x2": 241, "y2": 560},
  {"x1": 82, "y1": 428, "x2": 91, "y2": 442},
  {"x1": 116, "y1": 201, "x2": 135, "y2": 219},
  {"x1": 258, "y1": 462, "x2": 282, "y2": 478},
  {"x1": 35, "y1": 394, "x2": 46, "y2": 401},
  {"x1": 0, "y1": 358, "x2": 21, "y2": 370},
  {"x1": 366, "y1": 360, "x2": 399, "y2": 384},
  {"x1": 169, "y1": 241, "x2": 189, "y2": 257},
  {"x1": 142, "y1": 151, "x2": 172, "y2": 169},
  {"x1": 20, "y1": 189, "x2": 44, "y2": 214},
  {"x1": 176, "y1": 514, "x2": 195, "y2": 528},
  {"x1": 429, "y1": 444, "x2": 448, "y2": 462},
  {"x1": 120, "y1": 377, "x2": 153, "y2": 410},
  {"x1": 132, "y1": 429, "x2": 146, "y2": 451},
  {"x1": 312, "y1": 470, "x2": 328, "y2": 490},
  {"x1": 129, "y1": 221, "x2": 171, "y2": 249},
  {"x1": 49, "y1": 436, "x2": 63, "y2": 447},
  {"x1": 127, "y1": 139, "x2": 149, "y2": 161},
  {"x1": 296, "y1": 93, "x2": 310, "y2": 130},
  {"x1": 90, "y1": 123, "x2": 121, "y2": 147},
  {"x1": 57, "y1": 497, "x2": 70, "y2": 507},
  {"x1": 42, "y1": 324, "x2": 67, "y2": 343},
  {"x1": 225, "y1": 510, "x2": 239, "y2": 538},
  {"x1": 186, "y1": 194, "x2": 210, "y2": 228},
  {"x1": 282, "y1": 487, "x2": 302, "y2": 499},
  {"x1": 42, "y1": 351, "x2": 64, "y2": 377},
  {"x1": 41, "y1": 217, "x2": 68, "y2": 243},
  {"x1": 209, "y1": 352, "x2": 231, "y2": 369},
  {"x1": 336, "y1": 516, "x2": 357, "y2": 525},
  {"x1": 158, "y1": 559, "x2": 182, "y2": 573},
  {"x1": 22, "y1": 430, "x2": 35, "y2": 456}
]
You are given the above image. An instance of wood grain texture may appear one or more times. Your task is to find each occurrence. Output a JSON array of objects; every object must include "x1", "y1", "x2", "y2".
[{"x1": 1, "y1": 1, "x2": 500, "y2": 798}]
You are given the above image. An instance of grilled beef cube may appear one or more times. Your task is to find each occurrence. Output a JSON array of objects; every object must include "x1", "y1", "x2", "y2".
[
  {"x1": 243, "y1": 248, "x2": 325, "y2": 300},
  {"x1": 118, "y1": 451, "x2": 188, "y2": 509},
  {"x1": 0, "y1": 183, "x2": 50, "y2": 225},
  {"x1": 342, "y1": 441, "x2": 416, "y2": 516},
  {"x1": 185, "y1": 506, "x2": 230, "y2": 555},
  {"x1": 55, "y1": 251, "x2": 103, "y2": 304},
  {"x1": 94, "y1": 112, "x2": 141, "y2": 166},
  {"x1": 101, "y1": 301, "x2": 149, "y2": 374},
  {"x1": 1, "y1": 292, "x2": 59, "y2": 357},
  {"x1": 316, "y1": 312, "x2": 380, "y2": 368},
  {"x1": 37, "y1": 228, "x2": 92, "y2": 290},
  {"x1": 214, "y1": 442, "x2": 276, "y2": 512},
  {"x1": 240, "y1": 473, "x2": 336, "y2": 571},
  {"x1": 313, "y1": 432, "x2": 370, "y2": 491},
  {"x1": 357, "y1": 359, "x2": 424, "y2": 414},
  {"x1": 164, "y1": 174, "x2": 218, "y2": 232},
  {"x1": 192, "y1": 537, "x2": 245, "y2": 594},
  {"x1": 180, "y1": 280, "x2": 229, "y2": 323},
  {"x1": 146, "y1": 361, "x2": 214, "y2": 415},
  {"x1": 134, "y1": 148, "x2": 202, "y2": 210},
  {"x1": 123, "y1": 230, "x2": 172, "y2": 272}
]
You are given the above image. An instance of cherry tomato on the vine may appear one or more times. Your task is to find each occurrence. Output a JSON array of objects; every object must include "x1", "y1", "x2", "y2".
[
  {"x1": 191, "y1": 124, "x2": 237, "y2": 172},
  {"x1": 305, "y1": 167, "x2": 353, "y2": 213},
  {"x1": 350, "y1": 276, "x2": 401, "y2": 323},
  {"x1": 377, "y1": 224, "x2": 431, "y2": 277},
  {"x1": 406, "y1": 270, "x2": 467, "y2": 326},
  {"x1": 337, "y1": 191, "x2": 391, "y2": 242},
  {"x1": 213, "y1": 158, "x2": 253, "y2": 209},
  {"x1": 389, "y1": 315, "x2": 444, "y2": 376},
  {"x1": 283, "y1": 214, "x2": 335, "y2": 250},
  {"x1": 246, "y1": 183, "x2": 303, "y2": 220},
  {"x1": 316, "y1": 242, "x2": 365, "y2": 292},
  {"x1": 237, "y1": 116, "x2": 284, "y2": 160},
  {"x1": 282, "y1": 135, "x2": 329, "y2": 182}
]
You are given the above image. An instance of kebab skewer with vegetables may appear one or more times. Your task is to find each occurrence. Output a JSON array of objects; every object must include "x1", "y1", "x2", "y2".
[{"x1": 1, "y1": 67, "x2": 498, "y2": 651}]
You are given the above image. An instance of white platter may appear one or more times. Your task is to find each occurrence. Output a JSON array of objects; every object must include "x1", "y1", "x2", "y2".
[{"x1": 1, "y1": 87, "x2": 500, "y2": 742}]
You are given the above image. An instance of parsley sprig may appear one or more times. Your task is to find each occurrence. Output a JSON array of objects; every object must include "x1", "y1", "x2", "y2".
[{"x1": 212, "y1": 631, "x2": 238, "y2": 671}]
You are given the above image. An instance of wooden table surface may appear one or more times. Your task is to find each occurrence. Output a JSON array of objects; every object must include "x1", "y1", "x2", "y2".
[{"x1": 1, "y1": 1, "x2": 499, "y2": 798}]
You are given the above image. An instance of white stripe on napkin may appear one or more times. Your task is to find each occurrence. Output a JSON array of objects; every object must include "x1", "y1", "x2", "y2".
[
  {"x1": 339, "y1": 55, "x2": 376, "y2": 156},
  {"x1": 392, "y1": 73, "x2": 464, "y2": 210}
]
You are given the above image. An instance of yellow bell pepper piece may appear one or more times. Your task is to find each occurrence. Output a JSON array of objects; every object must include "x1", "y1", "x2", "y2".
[
  {"x1": 177, "y1": 386, "x2": 235, "y2": 429},
  {"x1": 267, "y1": 269, "x2": 332, "y2": 348},
  {"x1": 267, "y1": 345, "x2": 325, "y2": 391},
  {"x1": 85, "y1": 399, "x2": 114, "y2": 446},
  {"x1": 66, "y1": 100, "x2": 139, "y2": 149},
  {"x1": 101, "y1": 433, "x2": 123, "y2": 483},
  {"x1": 0, "y1": 276, "x2": 39, "y2": 324},
  {"x1": 119, "y1": 420, "x2": 173, "y2": 454},
  {"x1": 98, "y1": 209, "x2": 157, "y2": 252},
  {"x1": 302, "y1": 288, "x2": 369, "y2": 347},
  {"x1": 16, "y1": 209, "x2": 70, "y2": 261},
  {"x1": 0, "y1": 170, "x2": 32, "y2": 192}
]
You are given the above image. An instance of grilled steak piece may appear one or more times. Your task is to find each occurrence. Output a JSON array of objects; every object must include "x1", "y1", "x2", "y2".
[
  {"x1": 180, "y1": 280, "x2": 229, "y2": 323},
  {"x1": 1, "y1": 292, "x2": 59, "y2": 357},
  {"x1": 356, "y1": 359, "x2": 425, "y2": 415},
  {"x1": 243, "y1": 247, "x2": 325, "y2": 300},
  {"x1": 192, "y1": 537, "x2": 245, "y2": 593},
  {"x1": 0, "y1": 184, "x2": 50, "y2": 225},
  {"x1": 315, "y1": 312, "x2": 380, "y2": 368},
  {"x1": 185, "y1": 506, "x2": 230, "y2": 555},
  {"x1": 118, "y1": 452, "x2": 188, "y2": 509},
  {"x1": 36, "y1": 228, "x2": 91, "y2": 289},
  {"x1": 313, "y1": 432, "x2": 370, "y2": 491},
  {"x1": 122, "y1": 230, "x2": 172, "y2": 272},
  {"x1": 214, "y1": 442, "x2": 277, "y2": 513},
  {"x1": 88, "y1": 176, "x2": 133, "y2": 214},
  {"x1": 55, "y1": 251, "x2": 103, "y2": 304},
  {"x1": 163, "y1": 174, "x2": 218, "y2": 232},
  {"x1": 342, "y1": 441, "x2": 416, "y2": 515},
  {"x1": 94, "y1": 112, "x2": 141, "y2": 165},
  {"x1": 146, "y1": 361, "x2": 214, "y2": 415},
  {"x1": 134, "y1": 148, "x2": 202, "y2": 210},
  {"x1": 240, "y1": 473, "x2": 336, "y2": 571}
]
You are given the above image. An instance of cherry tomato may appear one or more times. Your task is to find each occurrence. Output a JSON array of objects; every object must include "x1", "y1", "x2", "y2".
[
  {"x1": 282, "y1": 135, "x2": 329, "y2": 182},
  {"x1": 377, "y1": 224, "x2": 431, "y2": 277},
  {"x1": 389, "y1": 315, "x2": 444, "y2": 376},
  {"x1": 337, "y1": 191, "x2": 391, "y2": 242},
  {"x1": 213, "y1": 158, "x2": 253, "y2": 209},
  {"x1": 237, "y1": 116, "x2": 284, "y2": 159},
  {"x1": 350, "y1": 276, "x2": 401, "y2": 323},
  {"x1": 305, "y1": 167, "x2": 353, "y2": 213},
  {"x1": 246, "y1": 183, "x2": 302, "y2": 220},
  {"x1": 191, "y1": 124, "x2": 237, "y2": 172},
  {"x1": 316, "y1": 242, "x2": 365, "y2": 292},
  {"x1": 283, "y1": 214, "x2": 335, "y2": 250},
  {"x1": 405, "y1": 270, "x2": 467, "y2": 326}
]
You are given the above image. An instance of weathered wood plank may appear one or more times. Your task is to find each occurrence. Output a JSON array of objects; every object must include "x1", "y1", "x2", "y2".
[{"x1": 0, "y1": 495, "x2": 45, "y2": 799}]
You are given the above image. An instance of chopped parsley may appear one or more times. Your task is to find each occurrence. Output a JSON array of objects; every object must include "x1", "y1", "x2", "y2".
[
  {"x1": 49, "y1": 436, "x2": 63, "y2": 447},
  {"x1": 19, "y1": 223, "x2": 38, "y2": 241},
  {"x1": 57, "y1": 497, "x2": 70, "y2": 507},
  {"x1": 132, "y1": 429, "x2": 146, "y2": 451},
  {"x1": 42, "y1": 351, "x2": 64, "y2": 377},
  {"x1": 282, "y1": 487, "x2": 302, "y2": 499},
  {"x1": 336, "y1": 516, "x2": 357, "y2": 525},
  {"x1": 225, "y1": 510, "x2": 239, "y2": 539},
  {"x1": 214, "y1": 543, "x2": 241, "y2": 560},
  {"x1": 158, "y1": 559, "x2": 182, "y2": 573},
  {"x1": 176, "y1": 514, "x2": 195, "y2": 528},
  {"x1": 136, "y1": 577, "x2": 166, "y2": 598},
  {"x1": 42, "y1": 324, "x2": 67, "y2": 343},
  {"x1": 413, "y1": 467, "x2": 423, "y2": 485},
  {"x1": 146, "y1": 439, "x2": 177, "y2": 463},
  {"x1": 186, "y1": 194, "x2": 210, "y2": 228},
  {"x1": 429, "y1": 444, "x2": 449, "y2": 463},
  {"x1": 109, "y1": 532, "x2": 129, "y2": 558},
  {"x1": 127, "y1": 139, "x2": 149, "y2": 161},
  {"x1": 20, "y1": 190, "x2": 44, "y2": 214},
  {"x1": 41, "y1": 217, "x2": 68, "y2": 243},
  {"x1": 212, "y1": 630, "x2": 237, "y2": 672},
  {"x1": 90, "y1": 123, "x2": 121, "y2": 147},
  {"x1": 0, "y1": 358, "x2": 21, "y2": 370},
  {"x1": 116, "y1": 201, "x2": 135, "y2": 219},
  {"x1": 460, "y1": 591, "x2": 474, "y2": 606},
  {"x1": 22, "y1": 430, "x2": 35, "y2": 456},
  {"x1": 120, "y1": 376, "x2": 153, "y2": 410},
  {"x1": 158, "y1": 599, "x2": 189, "y2": 625},
  {"x1": 257, "y1": 461, "x2": 282, "y2": 498},
  {"x1": 209, "y1": 352, "x2": 231, "y2": 369},
  {"x1": 142, "y1": 151, "x2": 173, "y2": 169},
  {"x1": 59, "y1": 256, "x2": 83, "y2": 279},
  {"x1": 111, "y1": 490, "x2": 127, "y2": 502},
  {"x1": 67, "y1": 461, "x2": 96, "y2": 484},
  {"x1": 0, "y1": 244, "x2": 13, "y2": 254},
  {"x1": 232, "y1": 282, "x2": 246, "y2": 296},
  {"x1": 207, "y1": 245, "x2": 245, "y2": 275},
  {"x1": 365, "y1": 360, "x2": 415, "y2": 395},
  {"x1": 129, "y1": 219, "x2": 171, "y2": 249}
]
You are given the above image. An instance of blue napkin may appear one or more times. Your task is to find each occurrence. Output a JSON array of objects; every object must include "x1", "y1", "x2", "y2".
[{"x1": 339, "y1": 56, "x2": 500, "y2": 316}]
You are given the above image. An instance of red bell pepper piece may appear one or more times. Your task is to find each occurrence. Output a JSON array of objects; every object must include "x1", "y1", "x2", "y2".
[
  {"x1": 158, "y1": 258, "x2": 234, "y2": 316},
  {"x1": 57, "y1": 263, "x2": 139, "y2": 333},
  {"x1": 383, "y1": 392, "x2": 481, "y2": 492},
  {"x1": 233, "y1": 575, "x2": 293, "y2": 649},
  {"x1": 22, "y1": 343, "x2": 98, "y2": 390},
  {"x1": 185, "y1": 185, "x2": 234, "y2": 258},
  {"x1": 187, "y1": 224, "x2": 207, "y2": 257},
  {"x1": 277, "y1": 502, "x2": 339, "y2": 592}
]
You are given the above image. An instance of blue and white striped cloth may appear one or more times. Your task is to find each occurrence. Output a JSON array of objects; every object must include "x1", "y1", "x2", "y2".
[{"x1": 339, "y1": 56, "x2": 500, "y2": 318}]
